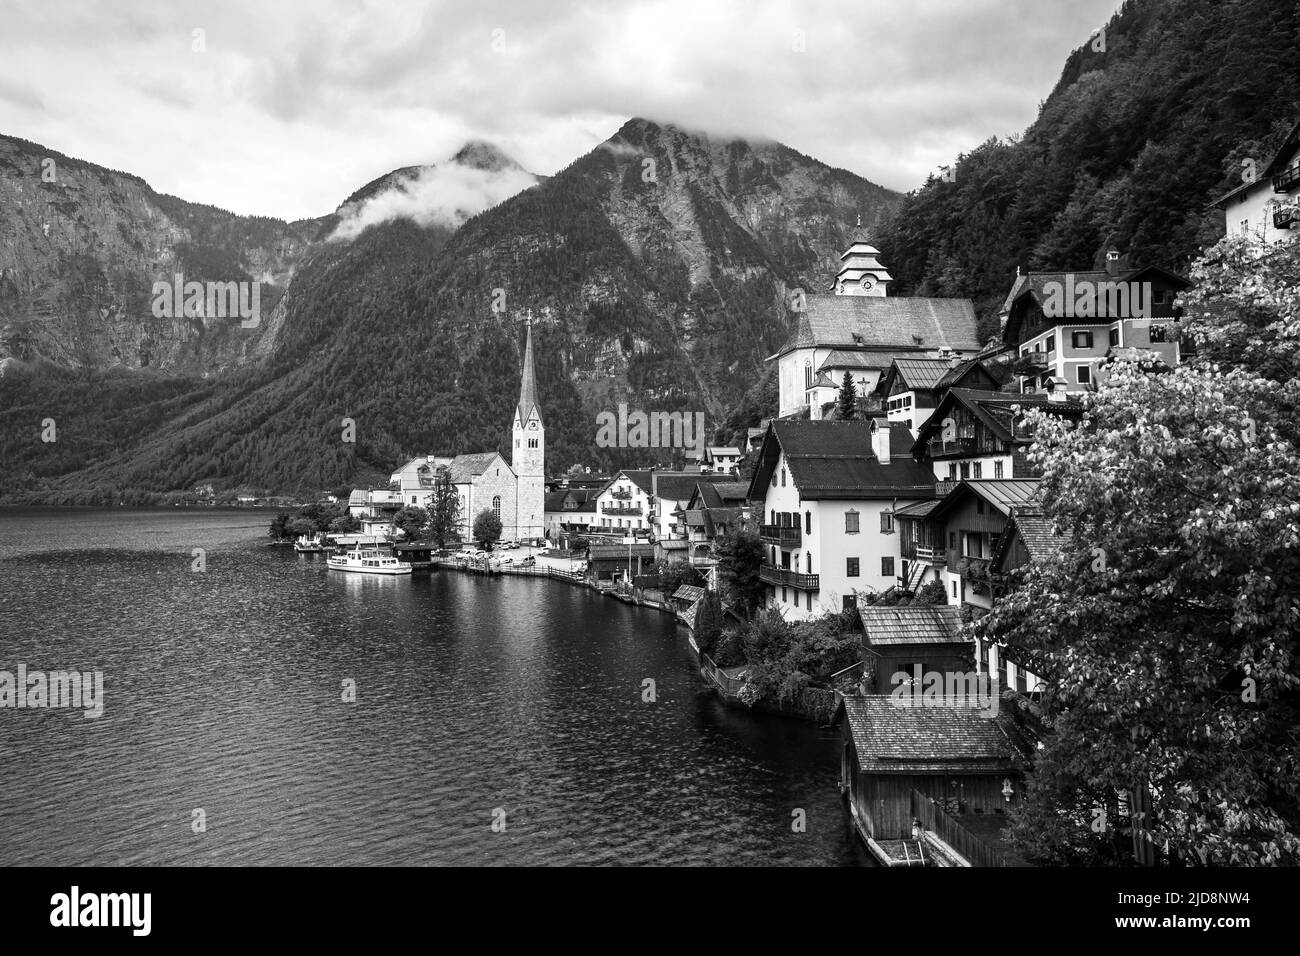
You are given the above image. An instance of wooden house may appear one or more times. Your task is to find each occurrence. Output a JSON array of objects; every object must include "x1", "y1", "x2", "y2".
[
  {"x1": 587, "y1": 543, "x2": 656, "y2": 585},
  {"x1": 858, "y1": 606, "x2": 972, "y2": 694},
  {"x1": 836, "y1": 696, "x2": 1031, "y2": 864},
  {"x1": 877, "y1": 357, "x2": 1000, "y2": 437}
]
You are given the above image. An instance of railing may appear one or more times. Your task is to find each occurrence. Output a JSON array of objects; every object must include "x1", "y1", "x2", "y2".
[
  {"x1": 610, "y1": 488, "x2": 633, "y2": 500},
  {"x1": 1274, "y1": 165, "x2": 1300, "y2": 193},
  {"x1": 759, "y1": 524, "x2": 802, "y2": 547},
  {"x1": 758, "y1": 564, "x2": 820, "y2": 590},
  {"x1": 915, "y1": 544, "x2": 945, "y2": 565},
  {"x1": 700, "y1": 653, "x2": 747, "y2": 698},
  {"x1": 1274, "y1": 204, "x2": 1298, "y2": 229},
  {"x1": 601, "y1": 504, "x2": 641, "y2": 515},
  {"x1": 911, "y1": 789, "x2": 1009, "y2": 868}
]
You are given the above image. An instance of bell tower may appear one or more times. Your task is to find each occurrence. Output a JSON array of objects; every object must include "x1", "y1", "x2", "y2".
[
  {"x1": 512, "y1": 319, "x2": 545, "y2": 543},
  {"x1": 833, "y1": 215, "x2": 892, "y2": 296}
]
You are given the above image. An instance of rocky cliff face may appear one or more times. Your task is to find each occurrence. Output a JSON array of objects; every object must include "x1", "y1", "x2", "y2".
[{"x1": 0, "y1": 134, "x2": 317, "y2": 374}]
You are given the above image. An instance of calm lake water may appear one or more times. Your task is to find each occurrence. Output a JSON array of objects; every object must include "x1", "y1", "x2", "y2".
[{"x1": 0, "y1": 508, "x2": 869, "y2": 866}]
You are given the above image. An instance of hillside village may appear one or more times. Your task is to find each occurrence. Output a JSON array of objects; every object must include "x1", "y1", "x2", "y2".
[{"x1": 314, "y1": 115, "x2": 1300, "y2": 867}]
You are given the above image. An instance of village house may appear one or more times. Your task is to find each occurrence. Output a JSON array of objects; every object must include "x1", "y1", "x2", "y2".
[
  {"x1": 543, "y1": 486, "x2": 598, "y2": 541},
  {"x1": 835, "y1": 695, "x2": 1031, "y2": 866},
  {"x1": 877, "y1": 357, "x2": 1001, "y2": 437},
  {"x1": 701, "y1": 446, "x2": 743, "y2": 475},
  {"x1": 1211, "y1": 117, "x2": 1300, "y2": 245},
  {"x1": 999, "y1": 254, "x2": 1190, "y2": 395},
  {"x1": 770, "y1": 231, "x2": 982, "y2": 420},
  {"x1": 910, "y1": 386, "x2": 1084, "y2": 484},
  {"x1": 747, "y1": 418, "x2": 935, "y2": 621},
  {"x1": 857, "y1": 606, "x2": 973, "y2": 695},
  {"x1": 666, "y1": 480, "x2": 749, "y2": 568}
]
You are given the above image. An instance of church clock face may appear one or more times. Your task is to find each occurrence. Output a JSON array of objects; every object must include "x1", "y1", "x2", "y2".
[
  {"x1": 861, "y1": 277, "x2": 874, "y2": 292},
  {"x1": 529, "y1": 421, "x2": 538, "y2": 430}
]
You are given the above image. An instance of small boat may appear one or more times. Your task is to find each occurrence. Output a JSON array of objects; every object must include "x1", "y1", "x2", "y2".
[
  {"x1": 294, "y1": 533, "x2": 327, "y2": 553},
  {"x1": 327, "y1": 548, "x2": 413, "y2": 575}
]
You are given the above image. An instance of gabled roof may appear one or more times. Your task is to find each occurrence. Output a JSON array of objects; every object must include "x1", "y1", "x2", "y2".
[
  {"x1": 545, "y1": 488, "x2": 598, "y2": 513},
  {"x1": 348, "y1": 489, "x2": 370, "y2": 507},
  {"x1": 1000, "y1": 266, "x2": 1191, "y2": 340},
  {"x1": 837, "y1": 696, "x2": 1027, "y2": 774},
  {"x1": 448, "y1": 452, "x2": 508, "y2": 484},
  {"x1": 861, "y1": 606, "x2": 966, "y2": 647},
  {"x1": 912, "y1": 388, "x2": 1084, "y2": 458},
  {"x1": 747, "y1": 419, "x2": 935, "y2": 501},
  {"x1": 926, "y1": 479, "x2": 1041, "y2": 525},
  {"x1": 672, "y1": 585, "x2": 706, "y2": 603},
  {"x1": 773, "y1": 295, "x2": 981, "y2": 359},
  {"x1": 818, "y1": 349, "x2": 884, "y2": 371},
  {"x1": 892, "y1": 498, "x2": 942, "y2": 518},
  {"x1": 992, "y1": 506, "x2": 1067, "y2": 569},
  {"x1": 618, "y1": 470, "x2": 732, "y2": 501}
]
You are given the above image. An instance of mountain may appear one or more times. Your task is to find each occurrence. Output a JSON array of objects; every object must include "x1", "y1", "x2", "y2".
[
  {"x1": 0, "y1": 119, "x2": 902, "y2": 502},
  {"x1": 0, "y1": 132, "x2": 320, "y2": 374},
  {"x1": 875, "y1": 0, "x2": 1300, "y2": 339}
]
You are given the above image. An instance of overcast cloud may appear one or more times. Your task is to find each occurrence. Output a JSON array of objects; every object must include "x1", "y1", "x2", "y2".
[{"x1": 0, "y1": 0, "x2": 1122, "y2": 221}]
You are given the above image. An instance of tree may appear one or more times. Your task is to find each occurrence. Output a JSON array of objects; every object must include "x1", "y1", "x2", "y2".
[
  {"x1": 427, "y1": 470, "x2": 461, "y2": 548},
  {"x1": 715, "y1": 527, "x2": 766, "y2": 617},
  {"x1": 392, "y1": 506, "x2": 430, "y2": 541},
  {"x1": 836, "y1": 370, "x2": 857, "y2": 420},
  {"x1": 268, "y1": 512, "x2": 291, "y2": 540},
  {"x1": 329, "y1": 514, "x2": 359, "y2": 534},
  {"x1": 694, "y1": 590, "x2": 723, "y2": 657},
  {"x1": 472, "y1": 508, "x2": 503, "y2": 551},
  {"x1": 286, "y1": 517, "x2": 316, "y2": 538},
  {"x1": 971, "y1": 235, "x2": 1300, "y2": 866},
  {"x1": 656, "y1": 559, "x2": 703, "y2": 596}
]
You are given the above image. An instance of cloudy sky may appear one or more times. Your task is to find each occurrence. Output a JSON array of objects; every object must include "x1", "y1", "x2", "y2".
[{"x1": 0, "y1": 0, "x2": 1121, "y2": 221}]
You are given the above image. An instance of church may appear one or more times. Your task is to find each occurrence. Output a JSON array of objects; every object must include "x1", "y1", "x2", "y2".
[
  {"x1": 770, "y1": 226, "x2": 982, "y2": 419},
  {"x1": 386, "y1": 323, "x2": 546, "y2": 544}
]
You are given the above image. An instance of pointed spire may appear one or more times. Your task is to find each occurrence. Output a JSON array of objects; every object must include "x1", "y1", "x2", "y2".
[{"x1": 517, "y1": 319, "x2": 540, "y2": 425}]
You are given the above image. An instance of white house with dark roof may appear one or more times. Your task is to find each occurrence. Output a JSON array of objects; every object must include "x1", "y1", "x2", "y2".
[
  {"x1": 999, "y1": 256, "x2": 1190, "y2": 394},
  {"x1": 747, "y1": 417, "x2": 936, "y2": 621},
  {"x1": 1210, "y1": 117, "x2": 1300, "y2": 245},
  {"x1": 771, "y1": 231, "x2": 981, "y2": 419},
  {"x1": 877, "y1": 357, "x2": 1001, "y2": 437}
]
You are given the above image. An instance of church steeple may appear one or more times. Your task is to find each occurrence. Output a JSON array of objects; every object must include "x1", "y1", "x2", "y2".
[
  {"x1": 516, "y1": 320, "x2": 541, "y2": 427},
  {"x1": 833, "y1": 219, "x2": 893, "y2": 297}
]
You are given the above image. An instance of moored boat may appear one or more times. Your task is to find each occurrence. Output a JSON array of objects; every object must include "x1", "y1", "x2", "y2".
[{"x1": 327, "y1": 548, "x2": 413, "y2": 575}]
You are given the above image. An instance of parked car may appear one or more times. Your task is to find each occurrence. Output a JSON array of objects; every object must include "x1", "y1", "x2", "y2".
[{"x1": 519, "y1": 556, "x2": 536, "y2": 567}]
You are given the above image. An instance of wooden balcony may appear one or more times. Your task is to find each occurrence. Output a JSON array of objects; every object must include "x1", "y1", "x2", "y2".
[
  {"x1": 915, "y1": 544, "x2": 946, "y2": 566},
  {"x1": 1273, "y1": 165, "x2": 1300, "y2": 193},
  {"x1": 1274, "y1": 204, "x2": 1298, "y2": 229},
  {"x1": 601, "y1": 504, "x2": 641, "y2": 515},
  {"x1": 759, "y1": 524, "x2": 802, "y2": 547},
  {"x1": 759, "y1": 564, "x2": 820, "y2": 590}
]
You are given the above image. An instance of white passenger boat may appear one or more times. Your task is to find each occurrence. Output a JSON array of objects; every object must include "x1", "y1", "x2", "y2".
[{"x1": 327, "y1": 548, "x2": 413, "y2": 575}]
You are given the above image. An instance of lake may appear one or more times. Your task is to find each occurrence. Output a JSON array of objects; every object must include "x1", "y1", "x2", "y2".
[{"x1": 0, "y1": 508, "x2": 869, "y2": 866}]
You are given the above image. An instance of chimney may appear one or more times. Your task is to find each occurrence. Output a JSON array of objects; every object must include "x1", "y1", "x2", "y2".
[
  {"x1": 1105, "y1": 249, "x2": 1121, "y2": 277},
  {"x1": 870, "y1": 418, "x2": 891, "y2": 463},
  {"x1": 1046, "y1": 376, "x2": 1068, "y2": 402}
]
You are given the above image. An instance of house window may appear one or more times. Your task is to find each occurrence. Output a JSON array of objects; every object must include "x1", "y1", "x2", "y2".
[
  {"x1": 1077, "y1": 364, "x2": 1092, "y2": 385},
  {"x1": 804, "y1": 362, "x2": 813, "y2": 390},
  {"x1": 994, "y1": 460, "x2": 1004, "y2": 479},
  {"x1": 781, "y1": 468, "x2": 787, "y2": 487},
  {"x1": 952, "y1": 580, "x2": 957, "y2": 598},
  {"x1": 948, "y1": 464, "x2": 957, "y2": 480},
  {"x1": 949, "y1": 532, "x2": 956, "y2": 549},
  {"x1": 1072, "y1": 330, "x2": 1093, "y2": 349},
  {"x1": 845, "y1": 510, "x2": 860, "y2": 534},
  {"x1": 806, "y1": 593, "x2": 812, "y2": 611},
  {"x1": 960, "y1": 462, "x2": 970, "y2": 479},
  {"x1": 882, "y1": 556, "x2": 895, "y2": 577},
  {"x1": 972, "y1": 462, "x2": 982, "y2": 479},
  {"x1": 805, "y1": 511, "x2": 811, "y2": 534},
  {"x1": 880, "y1": 511, "x2": 894, "y2": 534},
  {"x1": 1045, "y1": 333, "x2": 1055, "y2": 353},
  {"x1": 782, "y1": 587, "x2": 788, "y2": 603},
  {"x1": 847, "y1": 557, "x2": 860, "y2": 577},
  {"x1": 1109, "y1": 327, "x2": 1120, "y2": 347}
]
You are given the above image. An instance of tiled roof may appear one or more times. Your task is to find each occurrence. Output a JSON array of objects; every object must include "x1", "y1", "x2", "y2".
[
  {"x1": 672, "y1": 585, "x2": 706, "y2": 602},
  {"x1": 684, "y1": 510, "x2": 708, "y2": 527},
  {"x1": 544, "y1": 488, "x2": 597, "y2": 513},
  {"x1": 751, "y1": 420, "x2": 935, "y2": 500},
  {"x1": 889, "y1": 357, "x2": 955, "y2": 390},
  {"x1": 621, "y1": 470, "x2": 731, "y2": 501},
  {"x1": 993, "y1": 506, "x2": 1066, "y2": 567},
  {"x1": 861, "y1": 606, "x2": 966, "y2": 646},
  {"x1": 448, "y1": 452, "x2": 505, "y2": 484},
  {"x1": 839, "y1": 696, "x2": 1024, "y2": 774},
  {"x1": 892, "y1": 498, "x2": 942, "y2": 518},
  {"x1": 776, "y1": 295, "x2": 981, "y2": 358},
  {"x1": 818, "y1": 349, "x2": 887, "y2": 371}
]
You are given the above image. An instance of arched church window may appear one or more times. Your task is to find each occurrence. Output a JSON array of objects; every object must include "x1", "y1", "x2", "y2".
[{"x1": 492, "y1": 496, "x2": 501, "y2": 520}]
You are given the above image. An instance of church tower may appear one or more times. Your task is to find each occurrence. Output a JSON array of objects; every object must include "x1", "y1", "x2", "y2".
[
  {"x1": 512, "y1": 321, "x2": 545, "y2": 543},
  {"x1": 833, "y1": 216, "x2": 892, "y2": 297}
]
